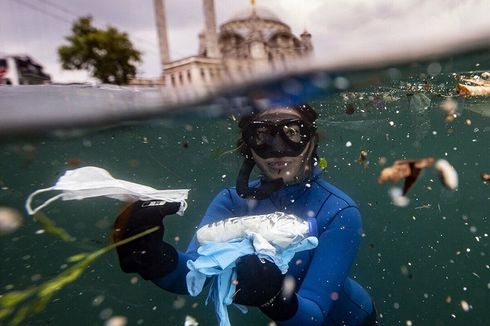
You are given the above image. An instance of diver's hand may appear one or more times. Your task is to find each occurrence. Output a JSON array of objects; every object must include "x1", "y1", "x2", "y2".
[
  {"x1": 233, "y1": 255, "x2": 284, "y2": 306},
  {"x1": 113, "y1": 200, "x2": 180, "y2": 240},
  {"x1": 234, "y1": 255, "x2": 299, "y2": 321},
  {"x1": 112, "y1": 200, "x2": 180, "y2": 280}
]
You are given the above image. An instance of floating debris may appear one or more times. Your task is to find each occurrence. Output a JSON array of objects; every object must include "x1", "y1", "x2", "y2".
[
  {"x1": 0, "y1": 207, "x2": 23, "y2": 235},
  {"x1": 378, "y1": 157, "x2": 434, "y2": 194},
  {"x1": 173, "y1": 296, "x2": 186, "y2": 310},
  {"x1": 460, "y1": 300, "x2": 471, "y2": 312},
  {"x1": 457, "y1": 84, "x2": 490, "y2": 97},
  {"x1": 439, "y1": 98, "x2": 458, "y2": 122},
  {"x1": 345, "y1": 103, "x2": 355, "y2": 115},
  {"x1": 366, "y1": 95, "x2": 387, "y2": 111},
  {"x1": 407, "y1": 93, "x2": 431, "y2": 111},
  {"x1": 357, "y1": 150, "x2": 369, "y2": 168},
  {"x1": 92, "y1": 295, "x2": 105, "y2": 306},
  {"x1": 456, "y1": 72, "x2": 490, "y2": 97},
  {"x1": 184, "y1": 315, "x2": 199, "y2": 326},
  {"x1": 435, "y1": 159, "x2": 459, "y2": 190},
  {"x1": 105, "y1": 316, "x2": 127, "y2": 326},
  {"x1": 414, "y1": 204, "x2": 432, "y2": 209},
  {"x1": 318, "y1": 157, "x2": 328, "y2": 170},
  {"x1": 389, "y1": 187, "x2": 410, "y2": 207},
  {"x1": 282, "y1": 275, "x2": 296, "y2": 299},
  {"x1": 481, "y1": 173, "x2": 490, "y2": 181},
  {"x1": 66, "y1": 158, "x2": 82, "y2": 167},
  {"x1": 378, "y1": 156, "x2": 387, "y2": 166}
]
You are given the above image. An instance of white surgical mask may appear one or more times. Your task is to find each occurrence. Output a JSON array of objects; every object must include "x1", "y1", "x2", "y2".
[{"x1": 25, "y1": 166, "x2": 189, "y2": 216}]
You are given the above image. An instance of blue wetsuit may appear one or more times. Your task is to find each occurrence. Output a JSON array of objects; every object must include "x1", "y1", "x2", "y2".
[{"x1": 154, "y1": 168, "x2": 374, "y2": 325}]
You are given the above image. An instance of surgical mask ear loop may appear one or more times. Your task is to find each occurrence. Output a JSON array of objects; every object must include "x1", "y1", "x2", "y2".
[
  {"x1": 236, "y1": 158, "x2": 284, "y2": 200},
  {"x1": 25, "y1": 187, "x2": 63, "y2": 215}
]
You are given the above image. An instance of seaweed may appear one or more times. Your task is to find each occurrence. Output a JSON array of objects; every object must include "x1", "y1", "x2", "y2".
[
  {"x1": 33, "y1": 211, "x2": 75, "y2": 242},
  {"x1": 0, "y1": 226, "x2": 159, "y2": 326}
]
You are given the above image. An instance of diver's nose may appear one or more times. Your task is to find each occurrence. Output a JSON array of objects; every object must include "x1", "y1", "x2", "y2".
[{"x1": 270, "y1": 133, "x2": 289, "y2": 154}]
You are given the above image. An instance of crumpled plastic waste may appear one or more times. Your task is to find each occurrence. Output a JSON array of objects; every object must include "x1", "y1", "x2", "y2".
[
  {"x1": 187, "y1": 213, "x2": 318, "y2": 326},
  {"x1": 196, "y1": 211, "x2": 316, "y2": 250}
]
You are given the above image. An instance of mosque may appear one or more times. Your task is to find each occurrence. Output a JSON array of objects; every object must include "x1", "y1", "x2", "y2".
[{"x1": 153, "y1": 0, "x2": 313, "y2": 90}]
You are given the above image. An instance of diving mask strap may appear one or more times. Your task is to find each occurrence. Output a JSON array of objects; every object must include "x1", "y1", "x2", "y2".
[{"x1": 236, "y1": 159, "x2": 284, "y2": 200}]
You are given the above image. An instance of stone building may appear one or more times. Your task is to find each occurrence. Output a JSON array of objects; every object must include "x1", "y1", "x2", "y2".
[{"x1": 154, "y1": 0, "x2": 313, "y2": 90}]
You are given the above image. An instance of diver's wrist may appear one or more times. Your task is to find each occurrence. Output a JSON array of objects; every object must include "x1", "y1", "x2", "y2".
[{"x1": 306, "y1": 217, "x2": 318, "y2": 237}]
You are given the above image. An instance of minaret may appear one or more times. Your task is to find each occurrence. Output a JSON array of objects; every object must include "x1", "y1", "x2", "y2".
[
  {"x1": 153, "y1": 0, "x2": 170, "y2": 68},
  {"x1": 202, "y1": 0, "x2": 220, "y2": 58},
  {"x1": 300, "y1": 30, "x2": 314, "y2": 54}
]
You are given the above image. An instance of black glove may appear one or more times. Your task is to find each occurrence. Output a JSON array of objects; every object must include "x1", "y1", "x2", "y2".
[
  {"x1": 233, "y1": 255, "x2": 298, "y2": 321},
  {"x1": 112, "y1": 200, "x2": 180, "y2": 280}
]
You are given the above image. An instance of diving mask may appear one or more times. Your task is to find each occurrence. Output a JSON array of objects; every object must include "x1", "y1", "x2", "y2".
[{"x1": 242, "y1": 119, "x2": 316, "y2": 159}]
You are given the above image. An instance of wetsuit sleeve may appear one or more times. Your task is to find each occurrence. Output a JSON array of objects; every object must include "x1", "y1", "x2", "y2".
[
  {"x1": 152, "y1": 189, "x2": 237, "y2": 294},
  {"x1": 279, "y1": 206, "x2": 362, "y2": 325}
]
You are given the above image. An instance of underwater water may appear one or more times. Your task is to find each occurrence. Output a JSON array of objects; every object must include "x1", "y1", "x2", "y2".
[{"x1": 0, "y1": 64, "x2": 489, "y2": 326}]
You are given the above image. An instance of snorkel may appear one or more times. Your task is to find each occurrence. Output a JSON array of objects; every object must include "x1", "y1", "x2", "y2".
[
  {"x1": 236, "y1": 104, "x2": 318, "y2": 199},
  {"x1": 236, "y1": 157, "x2": 284, "y2": 200}
]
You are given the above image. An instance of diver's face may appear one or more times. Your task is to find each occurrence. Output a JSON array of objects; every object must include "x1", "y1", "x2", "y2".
[{"x1": 249, "y1": 108, "x2": 315, "y2": 185}]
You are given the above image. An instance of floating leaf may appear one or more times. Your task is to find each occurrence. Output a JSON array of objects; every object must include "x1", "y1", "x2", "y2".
[{"x1": 319, "y1": 157, "x2": 328, "y2": 170}]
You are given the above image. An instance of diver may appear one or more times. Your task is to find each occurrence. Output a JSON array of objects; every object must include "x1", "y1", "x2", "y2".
[{"x1": 113, "y1": 104, "x2": 378, "y2": 325}]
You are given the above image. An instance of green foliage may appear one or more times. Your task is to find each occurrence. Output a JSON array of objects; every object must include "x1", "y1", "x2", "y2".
[{"x1": 58, "y1": 16, "x2": 142, "y2": 85}]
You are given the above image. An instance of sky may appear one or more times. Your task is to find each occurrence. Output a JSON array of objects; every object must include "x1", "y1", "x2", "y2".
[{"x1": 2, "y1": 0, "x2": 490, "y2": 83}]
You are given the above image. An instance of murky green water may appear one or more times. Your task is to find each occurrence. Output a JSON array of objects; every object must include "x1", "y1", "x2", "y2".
[{"x1": 0, "y1": 69, "x2": 489, "y2": 326}]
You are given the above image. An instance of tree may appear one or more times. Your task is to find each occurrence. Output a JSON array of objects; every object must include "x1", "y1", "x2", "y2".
[{"x1": 58, "y1": 16, "x2": 142, "y2": 85}]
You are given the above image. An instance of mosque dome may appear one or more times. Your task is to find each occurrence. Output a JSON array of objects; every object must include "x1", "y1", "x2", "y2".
[
  {"x1": 219, "y1": 6, "x2": 291, "y2": 42},
  {"x1": 216, "y1": 5, "x2": 313, "y2": 65},
  {"x1": 227, "y1": 6, "x2": 283, "y2": 24}
]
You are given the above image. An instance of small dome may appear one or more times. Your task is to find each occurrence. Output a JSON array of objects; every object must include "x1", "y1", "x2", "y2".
[{"x1": 227, "y1": 6, "x2": 283, "y2": 23}]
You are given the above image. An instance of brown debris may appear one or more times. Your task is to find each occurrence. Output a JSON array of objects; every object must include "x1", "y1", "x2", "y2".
[
  {"x1": 345, "y1": 103, "x2": 355, "y2": 115},
  {"x1": 357, "y1": 150, "x2": 369, "y2": 168},
  {"x1": 457, "y1": 83, "x2": 490, "y2": 97},
  {"x1": 482, "y1": 173, "x2": 490, "y2": 181},
  {"x1": 377, "y1": 157, "x2": 435, "y2": 194},
  {"x1": 66, "y1": 158, "x2": 81, "y2": 167},
  {"x1": 456, "y1": 73, "x2": 490, "y2": 97}
]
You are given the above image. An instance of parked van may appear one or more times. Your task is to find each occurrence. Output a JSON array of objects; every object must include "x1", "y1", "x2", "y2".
[{"x1": 0, "y1": 55, "x2": 51, "y2": 85}]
